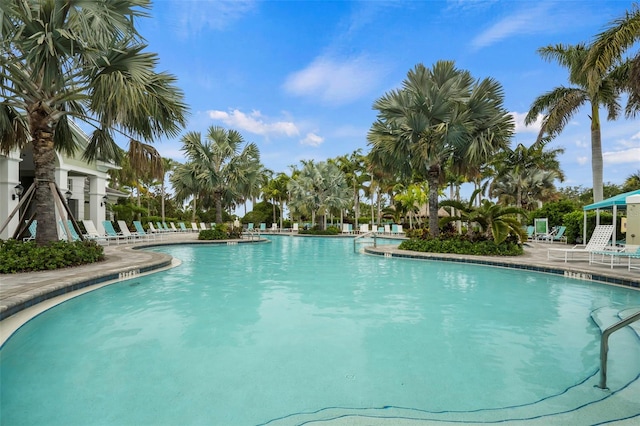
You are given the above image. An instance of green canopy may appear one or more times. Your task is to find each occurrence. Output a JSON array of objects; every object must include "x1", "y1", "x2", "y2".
[{"x1": 583, "y1": 189, "x2": 640, "y2": 211}]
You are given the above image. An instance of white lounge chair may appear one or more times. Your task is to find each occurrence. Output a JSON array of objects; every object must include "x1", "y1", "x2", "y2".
[
  {"x1": 384, "y1": 224, "x2": 391, "y2": 235},
  {"x1": 191, "y1": 222, "x2": 199, "y2": 232},
  {"x1": 292, "y1": 223, "x2": 299, "y2": 232},
  {"x1": 200, "y1": 222, "x2": 207, "y2": 231},
  {"x1": 118, "y1": 220, "x2": 147, "y2": 242},
  {"x1": 271, "y1": 223, "x2": 278, "y2": 232},
  {"x1": 547, "y1": 225, "x2": 614, "y2": 262},
  {"x1": 169, "y1": 222, "x2": 179, "y2": 232},
  {"x1": 341, "y1": 224, "x2": 351, "y2": 234},
  {"x1": 359, "y1": 224, "x2": 369, "y2": 233},
  {"x1": 590, "y1": 245, "x2": 640, "y2": 270},
  {"x1": 82, "y1": 219, "x2": 118, "y2": 245}
]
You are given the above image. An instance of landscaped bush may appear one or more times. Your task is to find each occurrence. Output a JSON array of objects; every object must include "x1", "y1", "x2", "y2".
[
  {"x1": 399, "y1": 234, "x2": 523, "y2": 256},
  {"x1": 198, "y1": 224, "x2": 242, "y2": 240},
  {"x1": 299, "y1": 225, "x2": 341, "y2": 235},
  {"x1": 0, "y1": 239, "x2": 105, "y2": 274}
]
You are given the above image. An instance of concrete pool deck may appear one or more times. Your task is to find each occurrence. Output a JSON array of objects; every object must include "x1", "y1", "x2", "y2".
[{"x1": 1, "y1": 232, "x2": 638, "y2": 326}]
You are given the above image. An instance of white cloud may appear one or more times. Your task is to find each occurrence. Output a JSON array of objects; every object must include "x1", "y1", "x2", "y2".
[
  {"x1": 300, "y1": 133, "x2": 324, "y2": 147},
  {"x1": 208, "y1": 109, "x2": 299, "y2": 137},
  {"x1": 510, "y1": 112, "x2": 541, "y2": 134},
  {"x1": 283, "y1": 55, "x2": 386, "y2": 105},
  {"x1": 577, "y1": 156, "x2": 589, "y2": 165},
  {"x1": 471, "y1": 3, "x2": 552, "y2": 50},
  {"x1": 603, "y1": 147, "x2": 640, "y2": 165},
  {"x1": 171, "y1": 0, "x2": 256, "y2": 37},
  {"x1": 632, "y1": 131, "x2": 640, "y2": 140}
]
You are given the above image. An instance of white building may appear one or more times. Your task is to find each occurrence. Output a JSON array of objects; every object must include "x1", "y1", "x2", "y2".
[{"x1": 0, "y1": 126, "x2": 121, "y2": 240}]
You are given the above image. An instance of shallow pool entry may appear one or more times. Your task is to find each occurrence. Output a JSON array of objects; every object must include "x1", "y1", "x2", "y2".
[{"x1": 1, "y1": 237, "x2": 639, "y2": 425}]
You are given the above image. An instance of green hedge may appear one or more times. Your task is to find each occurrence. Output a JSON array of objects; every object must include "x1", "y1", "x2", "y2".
[
  {"x1": 298, "y1": 225, "x2": 341, "y2": 235},
  {"x1": 399, "y1": 235, "x2": 523, "y2": 256},
  {"x1": 0, "y1": 239, "x2": 105, "y2": 274}
]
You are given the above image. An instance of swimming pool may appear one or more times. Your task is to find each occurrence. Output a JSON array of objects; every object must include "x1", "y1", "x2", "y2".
[{"x1": 1, "y1": 236, "x2": 639, "y2": 424}]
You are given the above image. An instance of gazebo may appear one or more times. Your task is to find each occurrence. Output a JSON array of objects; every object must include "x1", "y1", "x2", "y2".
[{"x1": 582, "y1": 189, "x2": 640, "y2": 245}]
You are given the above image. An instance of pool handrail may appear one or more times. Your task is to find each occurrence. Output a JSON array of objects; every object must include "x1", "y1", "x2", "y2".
[
  {"x1": 354, "y1": 231, "x2": 377, "y2": 252},
  {"x1": 598, "y1": 310, "x2": 640, "y2": 389}
]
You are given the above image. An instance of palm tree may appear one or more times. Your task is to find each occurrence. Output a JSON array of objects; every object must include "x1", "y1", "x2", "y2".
[
  {"x1": 368, "y1": 61, "x2": 513, "y2": 237},
  {"x1": 179, "y1": 126, "x2": 261, "y2": 224},
  {"x1": 394, "y1": 183, "x2": 427, "y2": 229},
  {"x1": 490, "y1": 140, "x2": 564, "y2": 210},
  {"x1": 288, "y1": 160, "x2": 350, "y2": 229},
  {"x1": 171, "y1": 162, "x2": 201, "y2": 221},
  {"x1": 0, "y1": 0, "x2": 187, "y2": 244},
  {"x1": 128, "y1": 139, "x2": 164, "y2": 220},
  {"x1": 440, "y1": 195, "x2": 527, "y2": 244},
  {"x1": 525, "y1": 43, "x2": 623, "y2": 203},
  {"x1": 622, "y1": 170, "x2": 640, "y2": 192},
  {"x1": 262, "y1": 172, "x2": 290, "y2": 228},
  {"x1": 585, "y1": 3, "x2": 640, "y2": 117}
]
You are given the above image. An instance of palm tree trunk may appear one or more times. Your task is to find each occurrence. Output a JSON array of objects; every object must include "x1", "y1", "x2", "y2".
[
  {"x1": 161, "y1": 183, "x2": 165, "y2": 222},
  {"x1": 192, "y1": 195, "x2": 197, "y2": 222},
  {"x1": 215, "y1": 192, "x2": 223, "y2": 224},
  {"x1": 29, "y1": 106, "x2": 58, "y2": 245},
  {"x1": 591, "y1": 103, "x2": 604, "y2": 202},
  {"x1": 427, "y1": 166, "x2": 440, "y2": 237}
]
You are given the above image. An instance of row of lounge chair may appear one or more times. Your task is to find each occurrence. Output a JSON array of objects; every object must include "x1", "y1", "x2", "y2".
[
  {"x1": 21, "y1": 219, "x2": 216, "y2": 245},
  {"x1": 547, "y1": 224, "x2": 640, "y2": 271}
]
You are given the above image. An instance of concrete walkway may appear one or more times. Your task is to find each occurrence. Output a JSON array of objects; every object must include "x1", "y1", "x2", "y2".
[{"x1": 1, "y1": 234, "x2": 638, "y2": 325}]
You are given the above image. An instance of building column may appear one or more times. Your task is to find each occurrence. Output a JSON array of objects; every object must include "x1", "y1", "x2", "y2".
[
  {"x1": 89, "y1": 175, "x2": 107, "y2": 234},
  {"x1": 0, "y1": 151, "x2": 23, "y2": 239},
  {"x1": 68, "y1": 176, "x2": 86, "y2": 221},
  {"x1": 54, "y1": 167, "x2": 70, "y2": 228}
]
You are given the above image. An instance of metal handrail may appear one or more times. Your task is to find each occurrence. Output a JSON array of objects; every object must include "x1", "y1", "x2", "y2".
[
  {"x1": 243, "y1": 229, "x2": 260, "y2": 240},
  {"x1": 353, "y1": 231, "x2": 377, "y2": 253},
  {"x1": 598, "y1": 310, "x2": 640, "y2": 389}
]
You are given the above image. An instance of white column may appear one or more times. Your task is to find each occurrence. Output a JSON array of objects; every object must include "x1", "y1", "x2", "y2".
[
  {"x1": 69, "y1": 176, "x2": 86, "y2": 220},
  {"x1": 0, "y1": 151, "x2": 23, "y2": 239},
  {"x1": 89, "y1": 175, "x2": 107, "y2": 234}
]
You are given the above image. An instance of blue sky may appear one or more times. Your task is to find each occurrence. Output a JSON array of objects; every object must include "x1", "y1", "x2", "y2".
[{"x1": 137, "y1": 0, "x2": 639, "y2": 198}]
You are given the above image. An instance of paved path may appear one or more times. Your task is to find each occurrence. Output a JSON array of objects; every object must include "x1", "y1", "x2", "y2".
[{"x1": 1, "y1": 234, "x2": 638, "y2": 324}]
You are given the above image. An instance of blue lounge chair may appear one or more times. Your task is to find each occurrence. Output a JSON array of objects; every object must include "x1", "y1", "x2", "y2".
[
  {"x1": 23, "y1": 220, "x2": 37, "y2": 241},
  {"x1": 178, "y1": 222, "x2": 188, "y2": 232},
  {"x1": 134, "y1": 221, "x2": 156, "y2": 241},
  {"x1": 103, "y1": 220, "x2": 128, "y2": 244}
]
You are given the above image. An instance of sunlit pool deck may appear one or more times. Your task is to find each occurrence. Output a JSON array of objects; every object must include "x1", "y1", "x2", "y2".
[{"x1": 1, "y1": 232, "x2": 639, "y2": 424}]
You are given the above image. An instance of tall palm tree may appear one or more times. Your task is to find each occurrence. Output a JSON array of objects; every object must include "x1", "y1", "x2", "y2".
[
  {"x1": 0, "y1": 0, "x2": 187, "y2": 244},
  {"x1": 368, "y1": 61, "x2": 513, "y2": 237},
  {"x1": 171, "y1": 162, "x2": 200, "y2": 221},
  {"x1": 128, "y1": 139, "x2": 164, "y2": 219},
  {"x1": 525, "y1": 43, "x2": 622, "y2": 203},
  {"x1": 585, "y1": 3, "x2": 640, "y2": 117},
  {"x1": 180, "y1": 126, "x2": 261, "y2": 224}
]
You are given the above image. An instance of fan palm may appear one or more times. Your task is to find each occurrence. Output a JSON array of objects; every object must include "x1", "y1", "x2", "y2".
[
  {"x1": 368, "y1": 61, "x2": 513, "y2": 237},
  {"x1": 0, "y1": 0, "x2": 187, "y2": 244},
  {"x1": 179, "y1": 126, "x2": 261, "y2": 224}
]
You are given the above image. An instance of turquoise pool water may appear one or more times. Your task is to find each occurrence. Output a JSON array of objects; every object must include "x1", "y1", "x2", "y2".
[{"x1": 1, "y1": 236, "x2": 639, "y2": 425}]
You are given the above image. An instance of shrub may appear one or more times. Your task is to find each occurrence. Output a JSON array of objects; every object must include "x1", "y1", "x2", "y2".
[
  {"x1": 198, "y1": 224, "x2": 242, "y2": 240},
  {"x1": 528, "y1": 200, "x2": 578, "y2": 228},
  {"x1": 298, "y1": 225, "x2": 341, "y2": 235},
  {"x1": 398, "y1": 234, "x2": 523, "y2": 256},
  {"x1": 562, "y1": 210, "x2": 617, "y2": 244},
  {"x1": 0, "y1": 239, "x2": 105, "y2": 274}
]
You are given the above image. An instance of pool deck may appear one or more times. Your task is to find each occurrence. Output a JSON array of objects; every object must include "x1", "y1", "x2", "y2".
[{"x1": 1, "y1": 232, "x2": 638, "y2": 326}]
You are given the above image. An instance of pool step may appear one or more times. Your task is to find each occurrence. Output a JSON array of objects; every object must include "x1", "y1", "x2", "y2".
[{"x1": 264, "y1": 306, "x2": 640, "y2": 425}]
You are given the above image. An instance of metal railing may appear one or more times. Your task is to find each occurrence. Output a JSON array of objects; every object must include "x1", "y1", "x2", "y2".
[
  {"x1": 242, "y1": 229, "x2": 260, "y2": 241},
  {"x1": 597, "y1": 310, "x2": 640, "y2": 389},
  {"x1": 353, "y1": 231, "x2": 377, "y2": 253}
]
